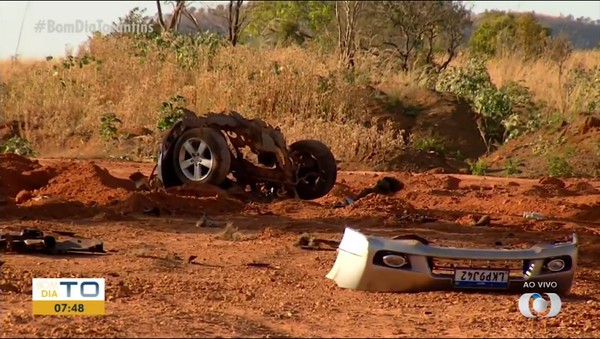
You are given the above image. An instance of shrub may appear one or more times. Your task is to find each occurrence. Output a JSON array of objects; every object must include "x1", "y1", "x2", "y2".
[{"x1": 436, "y1": 57, "x2": 541, "y2": 148}]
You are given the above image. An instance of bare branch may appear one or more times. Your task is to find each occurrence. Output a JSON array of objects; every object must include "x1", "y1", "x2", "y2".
[
  {"x1": 168, "y1": 0, "x2": 186, "y2": 31},
  {"x1": 336, "y1": 2, "x2": 343, "y2": 52},
  {"x1": 183, "y1": 6, "x2": 200, "y2": 32},
  {"x1": 382, "y1": 41, "x2": 399, "y2": 50}
]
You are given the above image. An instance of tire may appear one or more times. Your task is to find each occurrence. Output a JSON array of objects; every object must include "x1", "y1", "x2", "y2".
[
  {"x1": 289, "y1": 139, "x2": 337, "y2": 200},
  {"x1": 172, "y1": 127, "x2": 231, "y2": 185}
]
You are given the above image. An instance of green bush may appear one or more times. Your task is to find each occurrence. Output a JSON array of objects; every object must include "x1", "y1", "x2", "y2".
[
  {"x1": 469, "y1": 158, "x2": 489, "y2": 176},
  {"x1": 0, "y1": 136, "x2": 36, "y2": 157},
  {"x1": 411, "y1": 135, "x2": 447, "y2": 155},
  {"x1": 547, "y1": 155, "x2": 573, "y2": 178},
  {"x1": 157, "y1": 95, "x2": 186, "y2": 131},
  {"x1": 436, "y1": 58, "x2": 540, "y2": 147},
  {"x1": 503, "y1": 158, "x2": 523, "y2": 176},
  {"x1": 99, "y1": 112, "x2": 122, "y2": 141}
]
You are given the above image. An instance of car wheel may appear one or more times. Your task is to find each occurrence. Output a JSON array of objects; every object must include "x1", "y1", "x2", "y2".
[
  {"x1": 172, "y1": 127, "x2": 231, "y2": 185},
  {"x1": 289, "y1": 139, "x2": 337, "y2": 200}
]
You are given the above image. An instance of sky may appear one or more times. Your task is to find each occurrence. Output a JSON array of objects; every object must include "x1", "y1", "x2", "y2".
[{"x1": 1, "y1": 1, "x2": 599, "y2": 60}]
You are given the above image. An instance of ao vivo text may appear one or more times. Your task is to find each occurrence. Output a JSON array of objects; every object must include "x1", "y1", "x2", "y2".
[{"x1": 523, "y1": 281, "x2": 558, "y2": 288}]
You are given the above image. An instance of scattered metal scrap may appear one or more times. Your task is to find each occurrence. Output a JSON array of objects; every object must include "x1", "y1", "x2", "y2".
[
  {"x1": 396, "y1": 211, "x2": 438, "y2": 224},
  {"x1": 0, "y1": 229, "x2": 105, "y2": 255},
  {"x1": 473, "y1": 214, "x2": 492, "y2": 226},
  {"x1": 333, "y1": 176, "x2": 404, "y2": 208},
  {"x1": 129, "y1": 171, "x2": 153, "y2": 190},
  {"x1": 295, "y1": 233, "x2": 340, "y2": 250}
]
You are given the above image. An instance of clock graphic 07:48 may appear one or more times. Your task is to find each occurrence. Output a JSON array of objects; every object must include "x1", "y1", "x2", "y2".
[{"x1": 53, "y1": 303, "x2": 86, "y2": 314}]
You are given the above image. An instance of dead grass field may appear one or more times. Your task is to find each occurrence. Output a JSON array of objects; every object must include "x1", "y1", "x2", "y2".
[{"x1": 1, "y1": 38, "x2": 599, "y2": 175}]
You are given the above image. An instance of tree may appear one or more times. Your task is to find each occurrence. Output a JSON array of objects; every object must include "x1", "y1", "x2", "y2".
[
  {"x1": 427, "y1": 1, "x2": 471, "y2": 70},
  {"x1": 227, "y1": 0, "x2": 246, "y2": 46},
  {"x1": 468, "y1": 11, "x2": 551, "y2": 59},
  {"x1": 360, "y1": 1, "x2": 471, "y2": 71},
  {"x1": 111, "y1": 7, "x2": 157, "y2": 36},
  {"x1": 244, "y1": 1, "x2": 335, "y2": 46},
  {"x1": 335, "y1": 1, "x2": 363, "y2": 69},
  {"x1": 513, "y1": 13, "x2": 551, "y2": 57},
  {"x1": 155, "y1": 1, "x2": 199, "y2": 33}
]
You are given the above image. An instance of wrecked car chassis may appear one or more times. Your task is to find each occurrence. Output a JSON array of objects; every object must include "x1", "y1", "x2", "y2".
[{"x1": 156, "y1": 109, "x2": 337, "y2": 200}]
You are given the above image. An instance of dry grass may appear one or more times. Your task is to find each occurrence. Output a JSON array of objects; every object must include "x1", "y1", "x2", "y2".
[
  {"x1": 0, "y1": 38, "x2": 405, "y2": 161},
  {"x1": 1, "y1": 35, "x2": 599, "y2": 163},
  {"x1": 485, "y1": 51, "x2": 600, "y2": 119}
]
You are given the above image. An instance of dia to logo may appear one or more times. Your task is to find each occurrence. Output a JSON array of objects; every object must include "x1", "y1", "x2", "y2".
[{"x1": 518, "y1": 293, "x2": 562, "y2": 318}]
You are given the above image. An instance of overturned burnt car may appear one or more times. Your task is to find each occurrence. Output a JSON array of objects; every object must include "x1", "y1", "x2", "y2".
[
  {"x1": 327, "y1": 228, "x2": 578, "y2": 295},
  {"x1": 154, "y1": 109, "x2": 337, "y2": 200}
]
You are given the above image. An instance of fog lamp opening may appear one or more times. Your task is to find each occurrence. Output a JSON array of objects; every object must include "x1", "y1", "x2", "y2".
[
  {"x1": 382, "y1": 254, "x2": 408, "y2": 268},
  {"x1": 547, "y1": 258, "x2": 566, "y2": 272}
]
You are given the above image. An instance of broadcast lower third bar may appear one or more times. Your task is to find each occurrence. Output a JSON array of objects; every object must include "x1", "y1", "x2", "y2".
[{"x1": 32, "y1": 278, "x2": 105, "y2": 316}]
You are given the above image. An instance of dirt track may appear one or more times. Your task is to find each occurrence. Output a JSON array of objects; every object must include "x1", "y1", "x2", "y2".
[{"x1": 1, "y1": 157, "x2": 600, "y2": 338}]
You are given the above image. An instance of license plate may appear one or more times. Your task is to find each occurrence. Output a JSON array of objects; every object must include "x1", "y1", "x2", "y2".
[{"x1": 453, "y1": 269, "x2": 509, "y2": 288}]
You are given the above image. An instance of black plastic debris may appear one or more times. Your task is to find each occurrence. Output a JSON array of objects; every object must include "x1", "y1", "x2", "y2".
[
  {"x1": 0, "y1": 229, "x2": 105, "y2": 255},
  {"x1": 333, "y1": 176, "x2": 404, "y2": 209}
]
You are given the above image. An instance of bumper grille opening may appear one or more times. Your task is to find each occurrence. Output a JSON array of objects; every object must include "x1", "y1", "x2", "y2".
[{"x1": 430, "y1": 258, "x2": 525, "y2": 278}]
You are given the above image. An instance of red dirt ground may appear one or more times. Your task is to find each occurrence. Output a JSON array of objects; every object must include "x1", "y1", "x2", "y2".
[{"x1": 1, "y1": 156, "x2": 600, "y2": 338}]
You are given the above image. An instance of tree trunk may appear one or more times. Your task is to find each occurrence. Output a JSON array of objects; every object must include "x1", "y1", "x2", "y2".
[
  {"x1": 227, "y1": 1, "x2": 245, "y2": 46},
  {"x1": 156, "y1": 1, "x2": 167, "y2": 32},
  {"x1": 335, "y1": 1, "x2": 363, "y2": 69}
]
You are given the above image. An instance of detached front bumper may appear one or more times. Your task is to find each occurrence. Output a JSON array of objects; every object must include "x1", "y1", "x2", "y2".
[{"x1": 326, "y1": 228, "x2": 578, "y2": 295}]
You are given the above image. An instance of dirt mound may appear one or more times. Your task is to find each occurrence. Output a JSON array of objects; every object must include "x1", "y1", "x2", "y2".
[
  {"x1": 567, "y1": 181, "x2": 600, "y2": 195},
  {"x1": 539, "y1": 176, "x2": 566, "y2": 189},
  {"x1": 342, "y1": 87, "x2": 486, "y2": 172},
  {"x1": 521, "y1": 184, "x2": 576, "y2": 198},
  {"x1": 1, "y1": 159, "x2": 246, "y2": 219},
  {"x1": 336, "y1": 194, "x2": 416, "y2": 218},
  {"x1": 5, "y1": 199, "x2": 100, "y2": 219},
  {"x1": 3, "y1": 191, "x2": 246, "y2": 220},
  {"x1": 371, "y1": 148, "x2": 462, "y2": 173},
  {"x1": 0, "y1": 154, "x2": 57, "y2": 198},
  {"x1": 268, "y1": 199, "x2": 325, "y2": 215},
  {"x1": 404, "y1": 90, "x2": 487, "y2": 159},
  {"x1": 484, "y1": 115, "x2": 600, "y2": 178},
  {"x1": 572, "y1": 203, "x2": 600, "y2": 223},
  {"x1": 116, "y1": 192, "x2": 245, "y2": 216},
  {"x1": 371, "y1": 88, "x2": 487, "y2": 159},
  {"x1": 35, "y1": 162, "x2": 135, "y2": 206},
  {"x1": 440, "y1": 176, "x2": 462, "y2": 190}
]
